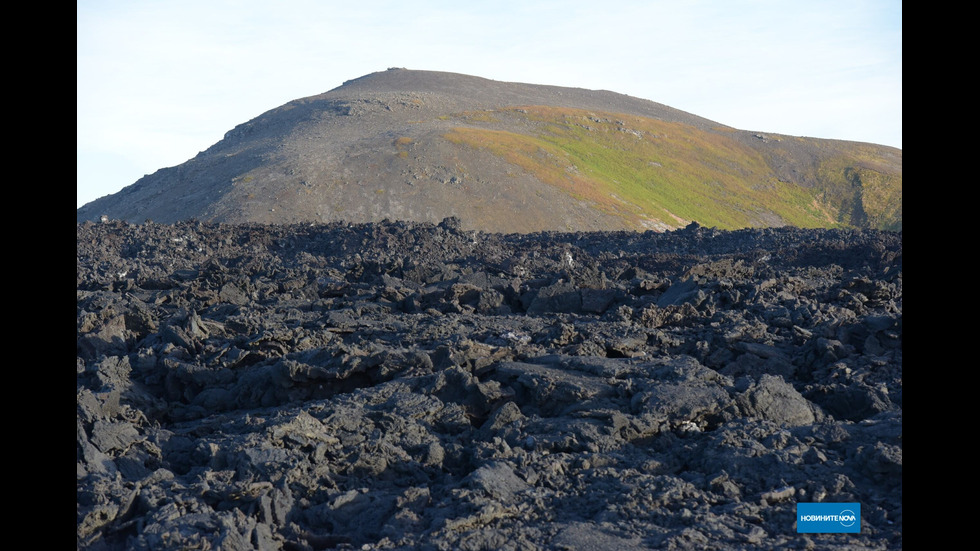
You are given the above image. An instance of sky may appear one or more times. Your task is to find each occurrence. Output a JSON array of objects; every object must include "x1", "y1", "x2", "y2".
[{"x1": 77, "y1": 0, "x2": 902, "y2": 208}]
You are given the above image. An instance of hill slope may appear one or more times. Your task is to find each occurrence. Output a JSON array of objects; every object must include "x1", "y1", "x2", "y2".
[{"x1": 77, "y1": 68, "x2": 901, "y2": 232}]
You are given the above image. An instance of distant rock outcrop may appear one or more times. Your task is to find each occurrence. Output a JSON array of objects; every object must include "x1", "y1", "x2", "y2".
[{"x1": 77, "y1": 69, "x2": 902, "y2": 232}]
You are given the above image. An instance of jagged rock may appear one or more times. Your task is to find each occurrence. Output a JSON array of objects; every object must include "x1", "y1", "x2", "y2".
[{"x1": 77, "y1": 219, "x2": 902, "y2": 550}]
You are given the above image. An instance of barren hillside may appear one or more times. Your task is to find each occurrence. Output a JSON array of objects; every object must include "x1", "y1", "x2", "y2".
[{"x1": 77, "y1": 69, "x2": 901, "y2": 232}]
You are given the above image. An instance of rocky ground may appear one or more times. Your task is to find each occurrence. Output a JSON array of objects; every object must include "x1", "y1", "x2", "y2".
[{"x1": 77, "y1": 218, "x2": 902, "y2": 550}]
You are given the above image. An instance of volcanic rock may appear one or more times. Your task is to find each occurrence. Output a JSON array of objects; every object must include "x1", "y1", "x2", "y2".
[{"x1": 77, "y1": 219, "x2": 902, "y2": 549}]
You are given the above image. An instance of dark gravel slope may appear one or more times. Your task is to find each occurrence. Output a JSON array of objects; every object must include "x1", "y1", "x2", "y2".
[{"x1": 77, "y1": 219, "x2": 902, "y2": 550}]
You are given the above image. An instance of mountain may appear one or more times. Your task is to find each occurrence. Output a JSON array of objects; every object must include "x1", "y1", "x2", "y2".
[{"x1": 77, "y1": 68, "x2": 902, "y2": 232}]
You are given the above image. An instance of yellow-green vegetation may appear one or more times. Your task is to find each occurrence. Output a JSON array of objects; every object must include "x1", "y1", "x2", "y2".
[
  {"x1": 445, "y1": 106, "x2": 859, "y2": 230},
  {"x1": 453, "y1": 110, "x2": 499, "y2": 123},
  {"x1": 815, "y1": 150, "x2": 903, "y2": 231},
  {"x1": 394, "y1": 136, "x2": 413, "y2": 159}
]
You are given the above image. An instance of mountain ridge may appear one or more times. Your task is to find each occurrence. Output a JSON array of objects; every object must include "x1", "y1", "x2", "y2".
[{"x1": 77, "y1": 68, "x2": 901, "y2": 232}]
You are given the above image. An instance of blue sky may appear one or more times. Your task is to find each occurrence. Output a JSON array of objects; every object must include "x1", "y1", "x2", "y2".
[{"x1": 77, "y1": 0, "x2": 902, "y2": 208}]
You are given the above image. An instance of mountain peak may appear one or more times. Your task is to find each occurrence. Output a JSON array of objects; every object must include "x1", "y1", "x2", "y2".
[{"x1": 77, "y1": 69, "x2": 901, "y2": 232}]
